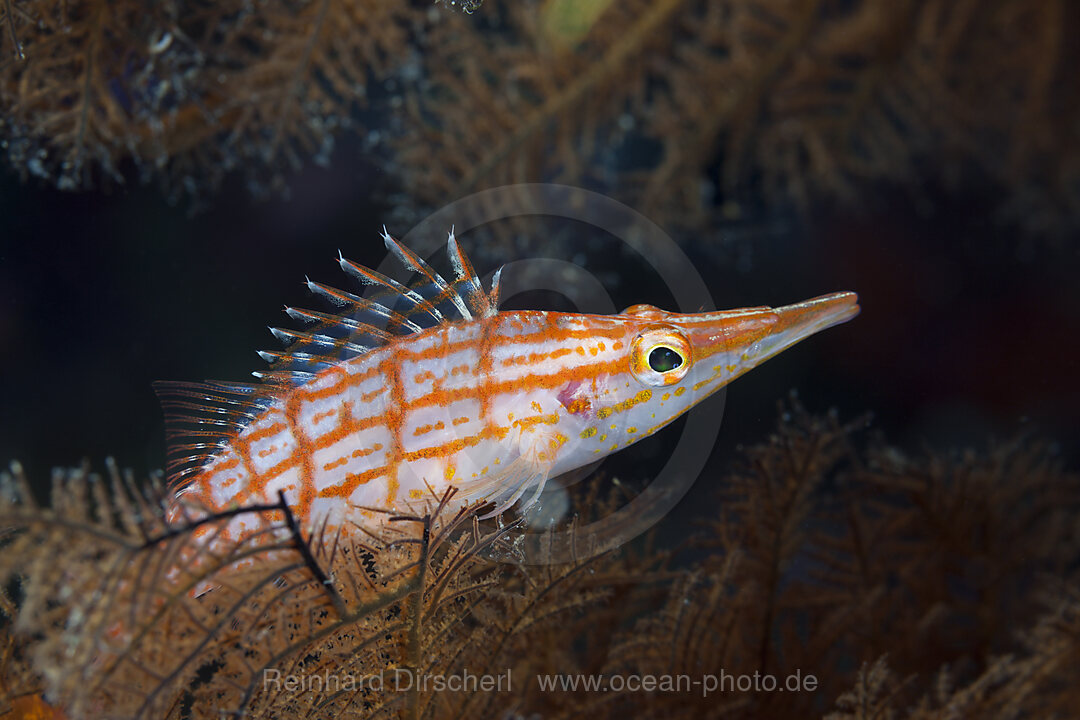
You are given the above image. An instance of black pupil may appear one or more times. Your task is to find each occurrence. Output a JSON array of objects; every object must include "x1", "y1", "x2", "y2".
[{"x1": 648, "y1": 346, "x2": 683, "y2": 373}]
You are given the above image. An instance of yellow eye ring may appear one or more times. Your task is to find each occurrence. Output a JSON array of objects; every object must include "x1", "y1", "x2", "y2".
[{"x1": 630, "y1": 328, "x2": 691, "y2": 386}]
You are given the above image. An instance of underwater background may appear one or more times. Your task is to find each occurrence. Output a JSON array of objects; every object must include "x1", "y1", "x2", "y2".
[{"x1": 1, "y1": 1, "x2": 1079, "y2": 718}]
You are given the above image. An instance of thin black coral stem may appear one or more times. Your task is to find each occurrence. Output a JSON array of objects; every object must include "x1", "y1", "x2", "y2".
[
  {"x1": 139, "y1": 499, "x2": 287, "y2": 549},
  {"x1": 277, "y1": 490, "x2": 348, "y2": 617}
]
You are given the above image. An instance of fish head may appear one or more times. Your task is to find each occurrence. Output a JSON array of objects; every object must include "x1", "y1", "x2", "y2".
[{"x1": 554, "y1": 292, "x2": 860, "y2": 469}]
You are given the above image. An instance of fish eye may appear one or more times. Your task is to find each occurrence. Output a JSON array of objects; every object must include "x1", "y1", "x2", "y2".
[
  {"x1": 630, "y1": 328, "x2": 691, "y2": 386},
  {"x1": 648, "y1": 346, "x2": 683, "y2": 373}
]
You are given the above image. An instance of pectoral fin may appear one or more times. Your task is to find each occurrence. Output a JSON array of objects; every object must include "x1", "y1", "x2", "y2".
[
  {"x1": 475, "y1": 453, "x2": 552, "y2": 520},
  {"x1": 465, "y1": 426, "x2": 565, "y2": 519}
]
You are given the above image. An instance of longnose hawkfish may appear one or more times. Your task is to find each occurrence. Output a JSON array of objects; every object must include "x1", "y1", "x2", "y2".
[{"x1": 159, "y1": 230, "x2": 859, "y2": 545}]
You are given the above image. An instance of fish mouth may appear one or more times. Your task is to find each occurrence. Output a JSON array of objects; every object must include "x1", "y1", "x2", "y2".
[
  {"x1": 683, "y1": 291, "x2": 860, "y2": 388},
  {"x1": 759, "y1": 291, "x2": 861, "y2": 361}
]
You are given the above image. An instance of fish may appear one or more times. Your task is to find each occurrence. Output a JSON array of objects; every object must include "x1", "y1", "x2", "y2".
[{"x1": 158, "y1": 229, "x2": 859, "y2": 545}]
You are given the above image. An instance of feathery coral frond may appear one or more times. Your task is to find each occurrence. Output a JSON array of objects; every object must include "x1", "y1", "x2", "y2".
[
  {"x1": 2, "y1": 401, "x2": 1079, "y2": 718},
  {"x1": 3, "y1": 0, "x2": 1077, "y2": 235}
]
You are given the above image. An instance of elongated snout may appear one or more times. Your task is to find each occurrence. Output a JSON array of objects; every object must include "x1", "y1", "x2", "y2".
[
  {"x1": 755, "y1": 291, "x2": 861, "y2": 362},
  {"x1": 679, "y1": 292, "x2": 860, "y2": 391}
]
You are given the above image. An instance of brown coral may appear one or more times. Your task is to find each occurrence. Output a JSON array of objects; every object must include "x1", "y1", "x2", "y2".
[
  {"x1": 392, "y1": 0, "x2": 1080, "y2": 237},
  {"x1": 2, "y1": 1, "x2": 1077, "y2": 235},
  {"x1": 0, "y1": 0, "x2": 413, "y2": 199},
  {"x1": 2, "y1": 401, "x2": 1078, "y2": 719}
]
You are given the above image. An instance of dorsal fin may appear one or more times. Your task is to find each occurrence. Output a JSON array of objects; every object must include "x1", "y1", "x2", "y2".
[
  {"x1": 257, "y1": 229, "x2": 501, "y2": 384},
  {"x1": 154, "y1": 381, "x2": 283, "y2": 489},
  {"x1": 157, "y1": 230, "x2": 500, "y2": 489}
]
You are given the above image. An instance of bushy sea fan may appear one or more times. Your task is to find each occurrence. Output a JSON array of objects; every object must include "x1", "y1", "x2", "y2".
[
  {"x1": 2, "y1": 401, "x2": 1078, "y2": 719},
  {"x1": 1, "y1": 0, "x2": 1077, "y2": 235}
]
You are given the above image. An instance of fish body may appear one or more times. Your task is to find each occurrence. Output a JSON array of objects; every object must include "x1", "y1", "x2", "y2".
[{"x1": 163, "y1": 232, "x2": 859, "y2": 541}]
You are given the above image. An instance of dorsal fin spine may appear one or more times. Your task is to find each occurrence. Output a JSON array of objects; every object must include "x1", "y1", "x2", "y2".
[
  {"x1": 252, "y1": 370, "x2": 317, "y2": 383},
  {"x1": 489, "y1": 266, "x2": 503, "y2": 309},
  {"x1": 306, "y1": 278, "x2": 424, "y2": 333},
  {"x1": 337, "y1": 254, "x2": 445, "y2": 323},
  {"x1": 446, "y1": 228, "x2": 493, "y2": 317},
  {"x1": 381, "y1": 227, "x2": 473, "y2": 321},
  {"x1": 256, "y1": 348, "x2": 336, "y2": 369},
  {"x1": 268, "y1": 326, "x2": 369, "y2": 356},
  {"x1": 284, "y1": 306, "x2": 392, "y2": 340}
]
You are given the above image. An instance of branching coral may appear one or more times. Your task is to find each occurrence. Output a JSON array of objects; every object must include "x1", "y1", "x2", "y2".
[
  {"x1": 1, "y1": 402, "x2": 1078, "y2": 719},
  {"x1": 0, "y1": 0, "x2": 416, "y2": 199},
  {"x1": 826, "y1": 590, "x2": 1080, "y2": 720},
  {"x1": 0, "y1": 1, "x2": 172, "y2": 189},
  {"x1": 2, "y1": 0, "x2": 1077, "y2": 234},
  {"x1": 394, "y1": 0, "x2": 1080, "y2": 236},
  {"x1": 0, "y1": 460, "x2": 632, "y2": 719}
]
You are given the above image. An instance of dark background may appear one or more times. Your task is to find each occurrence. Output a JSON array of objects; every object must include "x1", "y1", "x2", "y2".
[{"x1": 2, "y1": 149, "x2": 1077, "y2": 496}]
